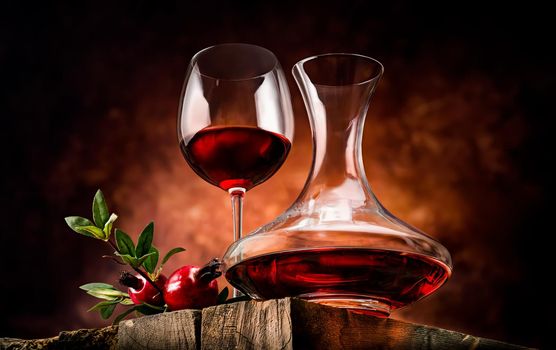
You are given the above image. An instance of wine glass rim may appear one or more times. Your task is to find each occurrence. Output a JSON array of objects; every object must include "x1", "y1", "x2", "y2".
[
  {"x1": 190, "y1": 43, "x2": 279, "y2": 81},
  {"x1": 293, "y1": 52, "x2": 384, "y2": 87}
]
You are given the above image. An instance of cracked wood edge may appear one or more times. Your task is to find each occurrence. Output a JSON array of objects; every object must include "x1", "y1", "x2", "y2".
[{"x1": 1, "y1": 326, "x2": 118, "y2": 350}]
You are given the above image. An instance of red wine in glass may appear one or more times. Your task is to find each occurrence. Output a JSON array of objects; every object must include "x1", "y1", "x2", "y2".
[
  {"x1": 178, "y1": 44, "x2": 294, "y2": 297},
  {"x1": 225, "y1": 247, "x2": 450, "y2": 316},
  {"x1": 180, "y1": 126, "x2": 291, "y2": 191}
]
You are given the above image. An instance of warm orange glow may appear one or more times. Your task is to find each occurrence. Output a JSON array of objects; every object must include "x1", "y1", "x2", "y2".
[{"x1": 45, "y1": 65, "x2": 531, "y2": 334}]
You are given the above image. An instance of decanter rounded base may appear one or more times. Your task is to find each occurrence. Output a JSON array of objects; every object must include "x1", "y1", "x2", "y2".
[
  {"x1": 222, "y1": 53, "x2": 453, "y2": 314},
  {"x1": 299, "y1": 294, "x2": 391, "y2": 317}
]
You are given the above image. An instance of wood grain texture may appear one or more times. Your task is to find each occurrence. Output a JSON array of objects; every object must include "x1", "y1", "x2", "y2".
[
  {"x1": 117, "y1": 309, "x2": 200, "y2": 350},
  {"x1": 201, "y1": 298, "x2": 293, "y2": 350},
  {"x1": 58, "y1": 326, "x2": 118, "y2": 349},
  {"x1": 290, "y1": 299, "x2": 529, "y2": 350},
  {"x1": 1, "y1": 298, "x2": 533, "y2": 349},
  {"x1": 0, "y1": 326, "x2": 117, "y2": 350}
]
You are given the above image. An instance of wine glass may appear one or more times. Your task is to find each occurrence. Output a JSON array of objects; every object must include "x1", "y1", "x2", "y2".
[{"x1": 177, "y1": 43, "x2": 294, "y2": 292}]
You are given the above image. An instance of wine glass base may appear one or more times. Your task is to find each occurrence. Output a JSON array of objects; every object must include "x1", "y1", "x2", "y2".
[{"x1": 298, "y1": 294, "x2": 392, "y2": 317}]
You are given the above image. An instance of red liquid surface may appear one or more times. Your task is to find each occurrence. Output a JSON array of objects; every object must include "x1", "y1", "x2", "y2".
[
  {"x1": 226, "y1": 248, "x2": 450, "y2": 310},
  {"x1": 180, "y1": 126, "x2": 291, "y2": 191}
]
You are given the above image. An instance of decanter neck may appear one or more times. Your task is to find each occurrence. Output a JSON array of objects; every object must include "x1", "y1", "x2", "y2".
[
  {"x1": 306, "y1": 85, "x2": 371, "y2": 186},
  {"x1": 293, "y1": 74, "x2": 381, "y2": 208}
]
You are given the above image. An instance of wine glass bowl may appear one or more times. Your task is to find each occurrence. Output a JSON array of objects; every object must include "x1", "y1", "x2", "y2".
[
  {"x1": 177, "y1": 43, "x2": 294, "y2": 250},
  {"x1": 180, "y1": 126, "x2": 291, "y2": 192},
  {"x1": 178, "y1": 43, "x2": 293, "y2": 147}
]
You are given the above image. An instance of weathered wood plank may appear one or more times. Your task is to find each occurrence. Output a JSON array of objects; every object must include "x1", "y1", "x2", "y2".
[
  {"x1": 0, "y1": 326, "x2": 117, "y2": 350},
  {"x1": 0, "y1": 336, "x2": 58, "y2": 349},
  {"x1": 201, "y1": 298, "x2": 293, "y2": 350},
  {"x1": 290, "y1": 298, "x2": 529, "y2": 350},
  {"x1": 58, "y1": 326, "x2": 118, "y2": 349},
  {"x1": 1, "y1": 298, "x2": 533, "y2": 349},
  {"x1": 117, "y1": 309, "x2": 200, "y2": 350}
]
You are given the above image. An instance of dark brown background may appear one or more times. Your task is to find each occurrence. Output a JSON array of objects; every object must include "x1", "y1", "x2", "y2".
[{"x1": 1, "y1": 1, "x2": 552, "y2": 348}]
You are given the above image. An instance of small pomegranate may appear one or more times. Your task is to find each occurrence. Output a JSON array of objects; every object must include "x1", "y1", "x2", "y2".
[
  {"x1": 164, "y1": 259, "x2": 221, "y2": 310},
  {"x1": 119, "y1": 272, "x2": 167, "y2": 306}
]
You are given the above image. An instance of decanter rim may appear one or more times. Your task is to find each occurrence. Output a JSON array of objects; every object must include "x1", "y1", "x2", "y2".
[{"x1": 293, "y1": 52, "x2": 384, "y2": 87}]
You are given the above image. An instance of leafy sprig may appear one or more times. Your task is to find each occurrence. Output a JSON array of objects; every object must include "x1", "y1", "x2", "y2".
[
  {"x1": 79, "y1": 282, "x2": 164, "y2": 323},
  {"x1": 114, "y1": 225, "x2": 157, "y2": 269},
  {"x1": 65, "y1": 190, "x2": 117, "y2": 241},
  {"x1": 64, "y1": 189, "x2": 193, "y2": 323}
]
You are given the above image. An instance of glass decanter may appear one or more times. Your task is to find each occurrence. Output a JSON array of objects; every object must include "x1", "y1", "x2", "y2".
[{"x1": 222, "y1": 53, "x2": 452, "y2": 317}]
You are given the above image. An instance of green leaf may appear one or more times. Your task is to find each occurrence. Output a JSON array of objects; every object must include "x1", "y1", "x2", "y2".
[
  {"x1": 113, "y1": 307, "x2": 137, "y2": 324},
  {"x1": 135, "y1": 252, "x2": 156, "y2": 268},
  {"x1": 75, "y1": 225, "x2": 105, "y2": 239},
  {"x1": 87, "y1": 299, "x2": 122, "y2": 312},
  {"x1": 86, "y1": 291, "x2": 119, "y2": 301},
  {"x1": 115, "y1": 229, "x2": 136, "y2": 257},
  {"x1": 80, "y1": 283, "x2": 115, "y2": 291},
  {"x1": 101, "y1": 303, "x2": 117, "y2": 319},
  {"x1": 161, "y1": 247, "x2": 186, "y2": 265},
  {"x1": 136, "y1": 222, "x2": 154, "y2": 258},
  {"x1": 119, "y1": 298, "x2": 134, "y2": 306},
  {"x1": 115, "y1": 252, "x2": 155, "y2": 268},
  {"x1": 217, "y1": 287, "x2": 229, "y2": 304},
  {"x1": 92, "y1": 189, "x2": 110, "y2": 228},
  {"x1": 143, "y1": 246, "x2": 159, "y2": 274},
  {"x1": 65, "y1": 216, "x2": 96, "y2": 237},
  {"x1": 86, "y1": 288, "x2": 128, "y2": 300},
  {"x1": 103, "y1": 213, "x2": 118, "y2": 240},
  {"x1": 115, "y1": 253, "x2": 138, "y2": 267}
]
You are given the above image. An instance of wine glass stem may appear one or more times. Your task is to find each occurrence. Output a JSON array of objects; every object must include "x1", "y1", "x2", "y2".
[
  {"x1": 229, "y1": 187, "x2": 245, "y2": 241},
  {"x1": 229, "y1": 187, "x2": 245, "y2": 297}
]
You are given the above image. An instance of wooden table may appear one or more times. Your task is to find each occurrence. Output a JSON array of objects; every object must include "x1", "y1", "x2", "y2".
[{"x1": 1, "y1": 298, "x2": 532, "y2": 349}]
